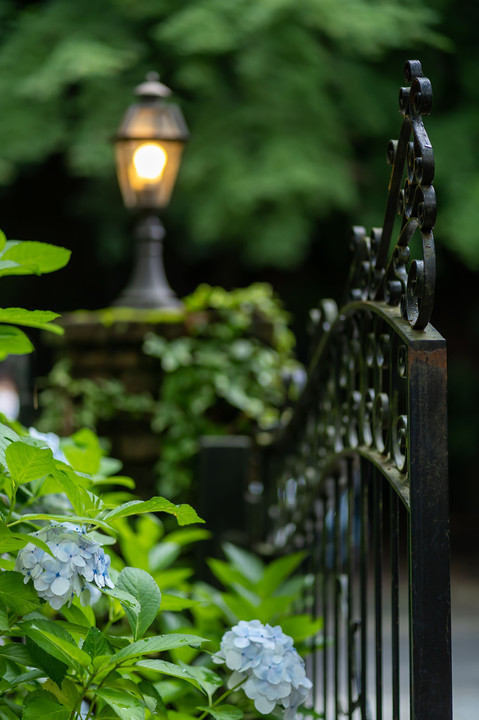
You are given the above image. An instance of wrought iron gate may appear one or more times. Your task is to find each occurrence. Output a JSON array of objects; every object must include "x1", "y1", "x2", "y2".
[{"x1": 264, "y1": 61, "x2": 452, "y2": 719}]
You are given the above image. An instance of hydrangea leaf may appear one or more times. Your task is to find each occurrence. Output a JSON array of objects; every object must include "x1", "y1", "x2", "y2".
[
  {"x1": 0, "y1": 308, "x2": 63, "y2": 334},
  {"x1": 0, "y1": 641, "x2": 34, "y2": 666},
  {"x1": 0, "y1": 422, "x2": 20, "y2": 467},
  {"x1": 111, "y1": 633, "x2": 208, "y2": 663},
  {"x1": 0, "y1": 325, "x2": 33, "y2": 359},
  {"x1": 22, "y1": 690, "x2": 70, "y2": 720},
  {"x1": 117, "y1": 567, "x2": 161, "y2": 640},
  {"x1": 5, "y1": 441, "x2": 55, "y2": 486},
  {"x1": 196, "y1": 705, "x2": 243, "y2": 720},
  {"x1": 0, "y1": 241, "x2": 70, "y2": 276},
  {"x1": 101, "y1": 587, "x2": 140, "y2": 612},
  {"x1": 255, "y1": 551, "x2": 307, "y2": 598},
  {"x1": 0, "y1": 522, "x2": 52, "y2": 556},
  {"x1": 135, "y1": 659, "x2": 204, "y2": 693},
  {"x1": 25, "y1": 636, "x2": 68, "y2": 687},
  {"x1": 103, "y1": 497, "x2": 204, "y2": 526},
  {"x1": 94, "y1": 688, "x2": 145, "y2": 720},
  {"x1": 83, "y1": 626, "x2": 110, "y2": 660},
  {"x1": 0, "y1": 571, "x2": 41, "y2": 615},
  {"x1": 20, "y1": 619, "x2": 91, "y2": 671}
]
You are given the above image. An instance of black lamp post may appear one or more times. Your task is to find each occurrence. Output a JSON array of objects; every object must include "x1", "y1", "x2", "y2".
[{"x1": 112, "y1": 72, "x2": 189, "y2": 309}]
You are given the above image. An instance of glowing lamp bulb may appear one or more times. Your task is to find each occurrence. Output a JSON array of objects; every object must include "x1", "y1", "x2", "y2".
[{"x1": 133, "y1": 143, "x2": 167, "y2": 180}]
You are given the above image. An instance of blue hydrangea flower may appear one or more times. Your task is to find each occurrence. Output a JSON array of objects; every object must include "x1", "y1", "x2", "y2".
[
  {"x1": 15, "y1": 522, "x2": 114, "y2": 610},
  {"x1": 214, "y1": 619, "x2": 312, "y2": 718}
]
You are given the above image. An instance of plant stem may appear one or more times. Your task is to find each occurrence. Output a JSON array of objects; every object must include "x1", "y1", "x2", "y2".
[{"x1": 197, "y1": 678, "x2": 247, "y2": 720}]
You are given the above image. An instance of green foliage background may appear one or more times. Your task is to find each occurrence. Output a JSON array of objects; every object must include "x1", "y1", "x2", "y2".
[{"x1": 0, "y1": 0, "x2": 458, "y2": 271}]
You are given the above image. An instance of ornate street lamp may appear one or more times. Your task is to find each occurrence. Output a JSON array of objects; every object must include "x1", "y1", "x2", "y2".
[{"x1": 113, "y1": 72, "x2": 189, "y2": 309}]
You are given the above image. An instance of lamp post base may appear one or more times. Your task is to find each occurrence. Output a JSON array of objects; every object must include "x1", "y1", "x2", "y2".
[{"x1": 112, "y1": 215, "x2": 183, "y2": 310}]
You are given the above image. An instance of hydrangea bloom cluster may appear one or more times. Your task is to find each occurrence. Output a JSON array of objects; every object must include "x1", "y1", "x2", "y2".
[
  {"x1": 213, "y1": 619, "x2": 312, "y2": 719},
  {"x1": 15, "y1": 522, "x2": 114, "y2": 610}
]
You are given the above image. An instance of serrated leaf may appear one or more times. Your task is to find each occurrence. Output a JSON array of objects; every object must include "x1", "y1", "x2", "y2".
[
  {"x1": 0, "y1": 325, "x2": 33, "y2": 359},
  {"x1": 101, "y1": 587, "x2": 141, "y2": 611},
  {"x1": 256, "y1": 551, "x2": 307, "y2": 598},
  {"x1": 0, "y1": 308, "x2": 63, "y2": 334},
  {"x1": 279, "y1": 614, "x2": 323, "y2": 643},
  {"x1": 0, "y1": 523, "x2": 51, "y2": 556},
  {"x1": 6, "y1": 441, "x2": 55, "y2": 485},
  {"x1": 160, "y1": 594, "x2": 199, "y2": 612},
  {"x1": 0, "y1": 698, "x2": 26, "y2": 719},
  {"x1": 117, "y1": 567, "x2": 161, "y2": 640},
  {"x1": 0, "y1": 641, "x2": 33, "y2": 666},
  {"x1": 8, "y1": 512, "x2": 112, "y2": 535},
  {"x1": 42, "y1": 678, "x2": 79, "y2": 711},
  {"x1": 94, "y1": 688, "x2": 145, "y2": 720},
  {"x1": 221, "y1": 542, "x2": 264, "y2": 583},
  {"x1": 26, "y1": 637, "x2": 67, "y2": 687},
  {"x1": 111, "y1": 633, "x2": 207, "y2": 663},
  {"x1": 135, "y1": 659, "x2": 203, "y2": 691},
  {"x1": 0, "y1": 241, "x2": 70, "y2": 276},
  {"x1": 196, "y1": 705, "x2": 243, "y2": 720},
  {"x1": 103, "y1": 497, "x2": 204, "y2": 526},
  {"x1": 0, "y1": 422, "x2": 20, "y2": 467},
  {"x1": 83, "y1": 626, "x2": 110, "y2": 659},
  {"x1": 22, "y1": 690, "x2": 70, "y2": 720},
  {"x1": 20, "y1": 619, "x2": 91, "y2": 671},
  {"x1": 183, "y1": 664, "x2": 223, "y2": 700},
  {"x1": 0, "y1": 571, "x2": 41, "y2": 615},
  {"x1": 0, "y1": 601, "x2": 9, "y2": 631}
]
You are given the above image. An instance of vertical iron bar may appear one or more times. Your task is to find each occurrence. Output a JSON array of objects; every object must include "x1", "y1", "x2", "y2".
[
  {"x1": 390, "y1": 488, "x2": 400, "y2": 720},
  {"x1": 408, "y1": 343, "x2": 452, "y2": 720},
  {"x1": 374, "y1": 479, "x2": 383, "y2": 720},
  {"x1": 321, "y1": 493, "x2": 329, "y2": 720},
  {"x1": 334, "y1": 475, "x2": 340, "y2": 719},
  {"x1": 359, "y1": 463, "x2": 369, "y2": 719},
  {"x1": 347, "y1": 464, "x2": 354, "y2": 717}
]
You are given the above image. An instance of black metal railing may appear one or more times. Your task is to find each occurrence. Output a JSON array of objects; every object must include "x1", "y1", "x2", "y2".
[{"x1": 263, "y1": 61, "x2": 452, "y2": 720}]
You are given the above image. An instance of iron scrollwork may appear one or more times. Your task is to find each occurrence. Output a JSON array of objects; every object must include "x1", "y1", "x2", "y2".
[{"x1": 347, "y1": 59, "x2": 436, "y2": 330}]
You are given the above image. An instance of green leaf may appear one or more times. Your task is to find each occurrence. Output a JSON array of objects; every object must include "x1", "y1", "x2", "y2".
[
  {"x1": 103, "y1": 497, "x2": 204, "y2": 526},
  {"x1": 279, "y1": 614, "x2": 323, "y2": 643},
  {"x1": 111, "y1": 634, "x2": 207, "y2": 663},
  {"x1": 20, "y1": 619, "x2": 92, "y2": 671},
  {"x1": 256, "y1": 551, "x2": 307, "y2": 598},
  {"x1": 94, "y1": 688, "x2": 145, "y2": 720},
  {"x1": 22, "y1": 690, "x2": 70, "y2": 720},
  {"x1": 117, "y1": 567, "x2": 161, "y2": 640},
  {"x1": 196, "y1": 705, "x2": 243, "y2": 720},
  {"x1": 101, "y1": 587, "x2": 141, "y2": 611},
  {"x1": 134, "y1": 659, "x2": 204, "y2": 692},
  {"x1": 62, "y1": 428, "x2": 103, "y2": 474},
  {"x1": 6, "y1": 441, "x2": 55, "y2": 486},
  {"x1": 0, "y1": 641, "x2": 33, "y2": 666},
  {"x1": 0, "y1": 698, "x2": 22, "y2": 720},
  {"x1": 0, "y1": 522, "x2": 52, "y2": 556},
  {"x1": 0, "y1": 241, "x2": 71, "y2": 276},
  {"x1": 8, "y1": 512, "x2": 113, "y2": 534},
  {"x1": 160, "y1": 594, "x2": 199, "y2": 612},
  {"x1": 0, "y1": 571, "x2": 41, "y2": 615},
  {"x1": 207, "y1": 558, "x2": 255, "y2": 592},
  {"x1": 0, "y1": 325, "x2": 33, "y2": 359},
  {"x1": 182, "y1": 665, "x2": 222, "y2": 700},
  {"x1": 83, "y1": 626, "x2": 110, "y2": 660},
  {"x1": 221, "y1": 543, "x2": 264, "y2": 583},
  {"x1": 25, "y1": 637, "x2": 67, "y2": 687},
  {"x1": 0, "y1": 422, "x2": 20, "y2": 466},
  {"x1": 0, "y1": 308, "x2": 63, "y2": 334},
  {"x1": 0, "y1": 601, "x2": 9, "y2": 631}
]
